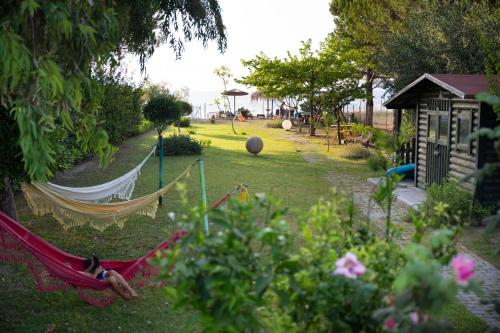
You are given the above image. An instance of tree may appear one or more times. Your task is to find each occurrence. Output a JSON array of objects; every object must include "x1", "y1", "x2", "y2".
[
  {"x1": 241, "y1": 36, "x2": 363, "y2": 136},
  {"x1": 143, "y1": 93, "x2": 182, "y2": 205},
  {"x1": 377, "y1": 0, "x2": 500, "y2": 93},
  {"x1": 144, "y1": 95, "x2": 183, "y2": 137},
  {"x1": 0, "y1": 0, "x2": 226, "y2": 216},
  {"x1": 330, "y1": 0, "x2": 411, "y2": 126},
  {"x1": 176, "y1": 100, "x2": 193, "y2": 132},
  {"x1": 213, "y1": 66, "x2": 237, "y2": 133},
  {"x1": 241, "y1": 41, "x2": 325, "y2": 135}
]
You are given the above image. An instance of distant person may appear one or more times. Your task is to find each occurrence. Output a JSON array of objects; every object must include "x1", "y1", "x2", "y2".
[
  {"x1": 279, "y1": 102, "x2": 286, "y2": 119},
  {"x1": 82, "y1": 255, "x2": 138, "y2": 300},
  {"x1": 275, "y1": 108, "x2": 280, "y2": 118}
]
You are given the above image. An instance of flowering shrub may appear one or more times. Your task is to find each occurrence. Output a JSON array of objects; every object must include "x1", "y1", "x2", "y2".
[{"x1": 153, "y1": 188, "x2": 481, "y2": 332}]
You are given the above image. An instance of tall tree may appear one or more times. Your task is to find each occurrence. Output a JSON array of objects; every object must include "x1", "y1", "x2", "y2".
[
  {"x1": 241, "y1": 36, "x2": 363, "y2": 136},
  {"x1": 0, "y1": 0, "x2": 226, "y2": 215},
  {"x1": 377, "y1": 0, "x2": 500, "y2": 93},
  {"x1": 330, "y1": 0, "x2": 411, "y2": 126}
]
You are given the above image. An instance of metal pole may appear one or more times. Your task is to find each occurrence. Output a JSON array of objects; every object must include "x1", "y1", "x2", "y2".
[
  {"x1": 159, "y1": 134, "x2": 164, "y2": 205},
  {"x1": 198, "y1": 159, "x2": 209, "y2": 235}
]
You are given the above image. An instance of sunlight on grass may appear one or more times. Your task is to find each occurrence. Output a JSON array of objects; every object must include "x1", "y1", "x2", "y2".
[{"x1": 1, "y1": 120, "x2": 488, "y2": 333}]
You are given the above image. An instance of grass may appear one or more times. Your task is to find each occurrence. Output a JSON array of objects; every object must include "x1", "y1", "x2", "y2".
[
  {"x1": 0, "y1": 120, "x2": 488, "y2": 332},
  {"x1": 459, "y1": 228, "x2": 500, "y2": 269}
]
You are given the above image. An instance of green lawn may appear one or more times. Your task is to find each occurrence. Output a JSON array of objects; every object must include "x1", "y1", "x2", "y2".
[{"x1": 0, "y1": 120, "x2": 488, "y2": 332}]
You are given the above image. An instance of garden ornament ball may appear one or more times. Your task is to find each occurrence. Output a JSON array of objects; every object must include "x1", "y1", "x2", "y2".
[
  {"x1": 246, "y1": 136, "x2": 264, "y2": 155},
  {"x1": 282, "y1": 120, "x2": 292, "y2": 130}
]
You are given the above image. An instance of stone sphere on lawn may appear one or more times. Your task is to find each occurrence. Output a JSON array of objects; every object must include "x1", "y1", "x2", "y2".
[{"x1": 246, "y1": 136, "x2": 264, "y2": 155}]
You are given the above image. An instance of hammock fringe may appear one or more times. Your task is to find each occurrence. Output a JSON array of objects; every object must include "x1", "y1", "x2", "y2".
[
  {"x1": 0, "y1": 211, "x2": 186, "y2": 307},
  {"x1": 45, "y1": 146, "x2": 157, "y2": 203},
  {"x1": 22, "y1": 161, "x2": 196, "y2": 231}
]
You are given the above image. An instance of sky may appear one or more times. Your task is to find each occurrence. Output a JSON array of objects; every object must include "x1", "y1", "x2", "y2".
[{"x1": 125, "y1": 0, "x2": 383, "y2": 116}]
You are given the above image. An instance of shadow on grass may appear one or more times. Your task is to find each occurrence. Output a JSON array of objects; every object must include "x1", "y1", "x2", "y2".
[{"x1": 203, "y1": 133, "x2": 248, "y2": 142}]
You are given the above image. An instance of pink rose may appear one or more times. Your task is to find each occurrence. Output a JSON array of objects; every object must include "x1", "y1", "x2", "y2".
[
  {"x1": 409, "y1": 311, "x2": 429, "y2": 324},
  {"x1": 384, "y1": 317, "x2": 396, "y2": 331},
  {"x1": 451, "y1": 254, "x2": 475, "y2": 286},
  {"x1": 334, "y1": 252, "x2": 366, "y2": 279}
]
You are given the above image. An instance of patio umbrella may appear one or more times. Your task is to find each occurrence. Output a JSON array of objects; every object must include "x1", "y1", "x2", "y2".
[{"x1": 223, "y1": 88, "x2": 248, "y2": 134}]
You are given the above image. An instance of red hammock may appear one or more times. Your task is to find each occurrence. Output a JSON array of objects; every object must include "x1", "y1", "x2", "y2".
[{"x1": 0, "y1": 211, "x2": 186, "y2": 307}]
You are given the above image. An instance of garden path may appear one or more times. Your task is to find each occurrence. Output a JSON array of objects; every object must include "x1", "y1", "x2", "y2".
[{"x1": 283, "y1": 131, "x2": 500, "y2": 329}]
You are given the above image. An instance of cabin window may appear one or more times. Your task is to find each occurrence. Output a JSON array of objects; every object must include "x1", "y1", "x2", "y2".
[
  {"x1": 428, "y1": 114, "x2": 438, "y2": 139},
  {"x1": 457, "y1": 110, "x2": 472, "y2": 152},
  {"x1": 439, "y1": 115, "x2": 449, "y2": 141}
]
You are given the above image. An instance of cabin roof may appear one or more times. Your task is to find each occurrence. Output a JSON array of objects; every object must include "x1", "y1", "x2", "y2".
[{"x1": 384, "y1": 74, "x2": 492, "y2": 109}]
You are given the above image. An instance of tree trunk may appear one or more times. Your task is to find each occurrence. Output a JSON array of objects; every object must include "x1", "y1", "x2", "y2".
[
  {"x1": 337, "y1": 118, "x2": 342, "y2": 145},
  {"x1": 364, "y1": 68, "x2": 375, "y2": 127},
  {"x1": 1, "y1": 177, "x2": 18, "y2": 221},
  {"x1": 309, "y1": 91, "x2": 316, "y2": 136}
]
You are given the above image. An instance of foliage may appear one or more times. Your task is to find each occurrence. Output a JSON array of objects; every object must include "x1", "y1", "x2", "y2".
[
  {"x1": 368, "y1": 153, "x2": 389, "y2": 171},
  {"x1": 266, "y1": 119, "x2": 283, "y2": 128},
  {"x1": 50, "y1": 129, "x2": 85, "y2": 172},
  {"x1": 377, "y1": 0, "x2": 500, "y2": 93},
  {"x1": 98, "y1": 73, "x2": 144, "y2": 145},
  {"x1": 156, "y1": 134, "x2": 208, "y2": 156},
  {"x1": 155, "y1": 182, "x2": 481, "y2": 333},
  {"x1": 240, "y1": 36, "x2": 363, "y2": 136},
  {"x1": 178, "y1": 100, "x2": 193, "y2": 116},
  {"x1": 137, "y1": 119, "x2": 155, "y2": 135},
  {"x1": 353, "y1": 124, "x2": 413, "y2": 167},
  {"x1": 143, "y1": 94, "x2": 183, "y2": 136},
  {"x1": 341, "y1": 145, "x2": 372, "y2": 160},
  {"x1": 238, "y1": 107, "x2": 251, "y2": 118},
  {"x1": 373, "y1": 175, "x2": 402, "y2": 241},
  {"x1": 418, "y1": 180, "x2": 490, "y2": 227},
  {"x1": 330, "y1": 0, "x2": 412, "y2": 125},
  {"x1": 0, "y1": 107, "x2": 26, "y2": 188},
  {"x1": 0, "y1": 0, "x2": 226, "y2": 182},
  {"x1": 178, "y1": 116, "x2": 190, "y2": 128}
]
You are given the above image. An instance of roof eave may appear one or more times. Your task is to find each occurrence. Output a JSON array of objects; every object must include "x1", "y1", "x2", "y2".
[{"x1": 384, "y1": 74, "x2": 466, "y2": 109}]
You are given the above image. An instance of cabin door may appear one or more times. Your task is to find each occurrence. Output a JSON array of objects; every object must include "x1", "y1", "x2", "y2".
[{"x1": 425, "y1": 99, "x2": 451, "y2": 186}]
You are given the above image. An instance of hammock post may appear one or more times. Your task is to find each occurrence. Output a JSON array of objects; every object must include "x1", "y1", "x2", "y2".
[
  {"x1": 159, "y1": 134, "x2": 164, "y2": 206},
  {"x1": 198, "y1": 159, "x2": 209, "y2": 235}
]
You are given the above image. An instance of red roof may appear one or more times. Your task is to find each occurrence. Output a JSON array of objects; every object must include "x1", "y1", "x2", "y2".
[
  {"x1": 384, "y1": 73, "x2": 496, "y2": 108},
  {"x1": 430, "y1": 74, "x2": 491, "y2": 98}
]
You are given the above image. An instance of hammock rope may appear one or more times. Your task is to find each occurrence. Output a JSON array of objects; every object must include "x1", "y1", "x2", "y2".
[
  {"x1": 22, "y1": 161, "x2": 197, "y2": 231},
  {"x1": 0, "y1": 210, "x2": 186, "y2": 307},
  {"x1": 45, "y1": 146, "x2": 157, "y2": 203},
  {"x1": 0, "y1": 186, "x2": 248, "y2": 307}
]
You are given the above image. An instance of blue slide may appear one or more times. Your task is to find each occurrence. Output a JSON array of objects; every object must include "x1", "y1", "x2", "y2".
[{"x1": 385, "y1": 163, "x2": 415, "y2": 177}]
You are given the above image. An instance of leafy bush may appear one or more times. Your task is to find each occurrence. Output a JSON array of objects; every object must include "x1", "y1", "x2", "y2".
[
  {"x1": 238, "y1": 107, "x2": 251, "y2": 118},
  {"x1": 266, "y1": 119, "x2": 283, "y2": 128},
  {"x1": 178, "y1": 116, "x2": 190, "y2": 127},
  {"x1": 341, "y1": 145, "x2": 372, "y2": 160},
  {"x1": 136, "y1": 119, "x2": 154, "y2": 134},
  {"x1": 368, "y1": 153, "x2": 388, "y2": 171},
  {"x1": 98, "y1": 75, "x2": 144, "y2": 145},
  {"x1": 418, "y1": 180, "x2": 490, "y2": 226},
  {"x1": 157, "y1": 134, "x2": 205, "y2": 156},
  {"x1": 51, "y1": 129, "x2": 86, "y2": 171},
  {"x1": 153, "y1": 188, "x2": 479, "y2": 333}
]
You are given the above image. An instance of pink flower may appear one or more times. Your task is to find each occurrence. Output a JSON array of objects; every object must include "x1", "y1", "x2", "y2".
[
  {"x1": 409, "y1": 311, "x2": 428, "y2": 324},
  {"x1": 334, "y1": 252, "x2": 366, "y2": 279},
  {"x1": 451, "y1": 254, "x2": 475, "y2": 286},
  {"x1": 384, "y1": 317, "x2": 396, "y2": 331}
]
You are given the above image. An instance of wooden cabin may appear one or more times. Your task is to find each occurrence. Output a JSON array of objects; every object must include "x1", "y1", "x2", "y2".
[{"x1": 384, "y1": 74, "x2": 499, "y2": 207}]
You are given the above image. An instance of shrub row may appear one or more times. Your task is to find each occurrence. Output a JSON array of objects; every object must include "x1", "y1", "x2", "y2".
[{"x1": 156, "y1": 134, "x2": 210, "y2": 156}]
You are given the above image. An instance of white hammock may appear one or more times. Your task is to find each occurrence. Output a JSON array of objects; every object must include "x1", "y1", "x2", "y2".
[{"x1": 45, "y1": 146, "x2": 156, "y2": 203}]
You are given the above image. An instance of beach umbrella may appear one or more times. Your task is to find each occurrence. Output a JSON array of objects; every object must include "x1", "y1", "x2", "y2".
[{"x1": 223, "y1": 89, "x2": 248, "y2": 134}]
